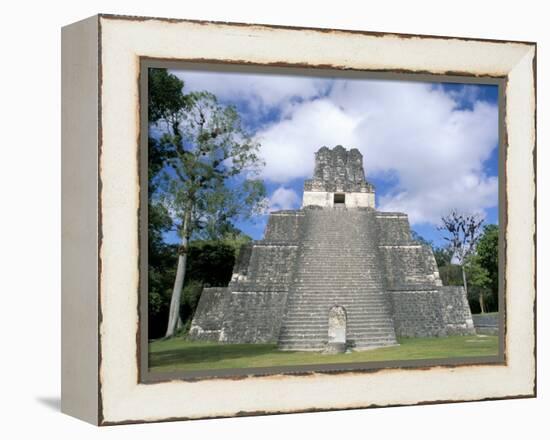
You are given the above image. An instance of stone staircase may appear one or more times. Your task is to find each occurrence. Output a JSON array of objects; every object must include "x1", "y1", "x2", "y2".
[{"x1": 277, "y1": 208, "x2": 398, "y2": 351}]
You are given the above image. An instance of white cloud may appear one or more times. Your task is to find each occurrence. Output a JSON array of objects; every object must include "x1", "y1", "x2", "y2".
[
  {"x1": 169, "y1": 69, "x2": 498, "y2": 226},
  {"x1": 257, "y1": 79, "x2": 499, "y2": 225},
  {"x1": 257, "y1": 99, "x2": 360, "y2": 182},
  {"x1": 170, "y1": 69, "x2": 330, "y2": 113},
  {"x1": 268, "y1": 187, "x2": 300, "y2": 212},
  {"x1": 377, "y1": 173, "x2": 497, "y2": 224},
  {"x1": 446, "y1": 84, "x2": 483, "y2": 106}
]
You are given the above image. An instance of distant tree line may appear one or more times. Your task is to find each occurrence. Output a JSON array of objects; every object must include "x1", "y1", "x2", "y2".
[
  {"x1": 414, "y1": 214, "x2": 499, "y2": 314},
  {"x1": 148, "y1": 235, "x2": 250, "y2": 339}
]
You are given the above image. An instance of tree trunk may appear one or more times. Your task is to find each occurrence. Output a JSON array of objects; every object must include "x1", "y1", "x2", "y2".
[
  {"x1": 164, "y1": 208, "x2": 191, "y2": 338},
  {"x1": 479, "y1": 293, "x2": 486, "y2": 314},
  {"x1": 461, "y1": 264, "x2": 468, "y2": 298}
]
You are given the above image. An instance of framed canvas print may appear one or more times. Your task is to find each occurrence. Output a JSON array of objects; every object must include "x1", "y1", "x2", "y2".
[{"x1": 61, "y1": 14, "x2": 536, "y2": 425}]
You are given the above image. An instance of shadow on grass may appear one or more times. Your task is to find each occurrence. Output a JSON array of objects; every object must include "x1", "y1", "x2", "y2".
[
  {"x1": 149, "y1": 335, "x2": 499, "y2": 371},
  {"x1": 149, "y1": 343, "x2": 279, "y2": 368}
]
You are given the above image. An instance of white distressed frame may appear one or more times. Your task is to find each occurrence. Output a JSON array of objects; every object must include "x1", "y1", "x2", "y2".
[{"x1": 62, "y1": 14, "x2": 536, "y2": 425}]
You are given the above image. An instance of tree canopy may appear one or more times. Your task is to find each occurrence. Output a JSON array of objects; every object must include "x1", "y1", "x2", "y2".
[
  {"x1": 147, "y1": 68, "x2": 266, "y2": 337},
  {"x1": 153, "y1": 87, "x2": 267, "y2": 241},
  {"x1": 434, "y1": 217, "x2": 499, "y2": 314}
]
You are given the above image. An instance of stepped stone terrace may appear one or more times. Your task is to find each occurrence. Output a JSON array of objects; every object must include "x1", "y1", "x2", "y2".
[{"x1": 189, "y1": 146, "x2": 475, "y2": 352}]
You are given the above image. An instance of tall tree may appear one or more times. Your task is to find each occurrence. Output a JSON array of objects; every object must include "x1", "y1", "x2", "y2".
[
  {"x1": 147, "y1": 70, "x2": 187, "y2": 338},
  {"x1": 150, "y1": 70, "x2": 266, "y2": 338},
  {"x1": 474, "y1": 224, "x2": 499, "y2": 312},
  {"x1": 437, "y1": 210, "x2": 484, "y2": 299},
  {"x1": 465, "y1": 254, "x2": 492, "y2": 313},
  {"x1": 476, "y1": 225, "x2": 499, "y2": 304}
]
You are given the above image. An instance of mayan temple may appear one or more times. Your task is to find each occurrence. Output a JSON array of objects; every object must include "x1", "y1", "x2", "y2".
[{"x1": 189, "y1": 145, "x2": 475, "y2": 352}]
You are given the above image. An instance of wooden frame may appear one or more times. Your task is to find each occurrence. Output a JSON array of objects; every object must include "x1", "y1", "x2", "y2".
[{"x1": 61, "y1": 14, "x2": 536, "y2": 425}]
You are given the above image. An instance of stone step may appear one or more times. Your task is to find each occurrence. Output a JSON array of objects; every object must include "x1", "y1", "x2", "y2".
[
  {"x1": 297, "y1": 256, "x2": 377, "y2": 259},
  {"x1": 295, "y1": 262, "x2": 380, "y2": 264},
  {"x1": 292, "y1": 278, "x2": 385, "y2": 283},
  {"x1": 281, "y1": 319, "x2": 394, "y2": 326},
  {"x1": 286, "y1": 306, "x2": 391, "y2": 312},
  {"x1": 297, "y1": 251, "x2": 378, "y2": 255},
  {"x1": 350, "y1": 335, "x2": 397, "y2": 341},
  {"x1": 288, "y1": 292, "x2": 389, "y2": 298},
  {"x1": 280, "y1": 325, "x2": 396, "y2": 333},
  {"x1": 283, "y1": 316, "x2": 393, "y2": 323},
  {"x1": 280, "y1": 326, "x2": 395, "y2": 334},
  {"x1": 294, "y1": 267, "x2": 384, "y2": 271},
  {"x1": 275, "y1": 209, "x2": 398, "y2": 350},
  {"x1": 291, "y1": 287, "x2": 387, "y2": 290},
  {"x1": 295, "y1": 262, "x2": 382, "y2": 266},
  {"x1": 279, "y1": 337, "x2": 398, "y2": 346},
  {"x1": 278, "y1": 338, "x2": 396, "y2": 346},
  {"x1": 287, "y1": 288, "x2": 389, "y2": 293},
  {"x1": 282, "y1": 317, "x2": 394, "y2": 323},
  {"x1": 283, "y1": 315, "x2": 393, "y2": 322},
  {"x1": 295, "y1": 272, "x2": 382, "y2": 276},
  {"x1": 288, "y1": 294, "x2": 389, "y2": 298},
  {"x1": 292, "y1": 290, "x2": 385, "y2": 294},
  {"x1": 350, "y1": 340, "x2": 398, "y2": 347},
  {"x1": 281, "y1": 323, "x2": 394, "y2": 331},
  {"x1": 299, "y1": 253, "x2": 374, "y2": 257},
  {"x1": 286, "y1": 303, "x2": 390, "y2": 308},
  {"x1": 284, "y1": 318, "x2": 393, "y2": 324},
  {"x1": 282, "y1": 322, "x2": 395, "y2": 328},
  {"x1": 290, "y1": 291, "x2": 386, "y2": 296},
  {"x1": 279, "y1": 333, "x2": 396, "y2": 341},
  {"x1": 277, "y1": 345, "x2": 327, "y2": 351},
  {"x1": 350, "y1": 343, "x2": 398, "y2": 349},
  {"x1": 286, "y1": 305, "x2": 390, "y2": 311},
  {"x1": 292, "y1": 284, "x2": 386, "y2": 289},
  {"x1": 286, "y1": 308, "x2": 391, "y2": 313},
  {"x1": 282, "y1": 324, "x2": 395, "y2": 330},
  {"x1": 282, "y1": 321, "x2": 393, "y2": 327},
  {"x1": 291, "y1": 287, "x2": 386, "y2": 291},
  {"x1": 288, "y1": 284, "x2": 387, "y2": 290},
  {"x1": 285, "y1": 308, "x2": 391, "y2": 314},
  {"x1": 289, "y1": 286, "x2": 387, "y2": 290},
  {"x1": 286, "y1": 297, "x2": 390, "y2": 302},
  {"x1": 287, "y1": 297, "x2": 386, "y2": 302},
  {"x1": 295, "y1": 266, "x2": 382, "y2": 269},
  {"x1": 295, "y1": 266, "x2": 379, "y2": 269},
  {"x1": 294, "y1": 266, "x2": 383, "y2": 270},
  {"x1": 289, "y1": 294, "x2": 387, "y2": 298}
]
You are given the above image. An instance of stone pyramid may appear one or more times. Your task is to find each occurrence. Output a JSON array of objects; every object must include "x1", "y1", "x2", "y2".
[{"x1": 189, "y1": 146, "x2": 475, "y2": 352}]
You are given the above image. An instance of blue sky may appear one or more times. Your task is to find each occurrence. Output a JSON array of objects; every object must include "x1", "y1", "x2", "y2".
[{"x1": 160, "y1": 68, "x2": 499, "y2": 247}]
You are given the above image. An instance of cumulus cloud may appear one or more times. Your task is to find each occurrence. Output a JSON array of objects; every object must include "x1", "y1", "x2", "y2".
[
  {"x1": 170, "y1": 68, "x2": 499, "y2": 226},
  {"x1": 377, "y1": 173, "x2": 497, "y2": 224},
  {"x1": 268, "y1": 187, "x2": 300, "y2": 212},
  {"x1": 257, "y1": 79, "x2": 498, "y2": 225},
  {"x1": 170, "y1": 69, "x2": 330, "y2": 114},
  {"x1": 257, "y1": 99, "x2": 360, "y2": 182}
]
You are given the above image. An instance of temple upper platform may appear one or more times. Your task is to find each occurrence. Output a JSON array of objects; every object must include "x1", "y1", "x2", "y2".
[{"x1": 302, "y1": 145, "x2": 376, "y2": 209}]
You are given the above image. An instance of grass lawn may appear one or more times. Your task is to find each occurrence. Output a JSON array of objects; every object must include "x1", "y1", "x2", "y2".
[{"x1": 149, "y1": 334, "x2": 499, "y2": 373}]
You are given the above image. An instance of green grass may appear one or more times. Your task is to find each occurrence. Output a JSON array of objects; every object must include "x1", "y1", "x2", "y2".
[{"x1": 149, "y1": 334, "x2": 499, "y2": 373}]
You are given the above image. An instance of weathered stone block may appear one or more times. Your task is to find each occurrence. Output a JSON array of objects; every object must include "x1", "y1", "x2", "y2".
[
  {"x1": 472, "y1": 313, "x2": 499, "y2": 335},
  {"x1": 188, "y1": 288, "x2": 227, "y2": 342}
]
